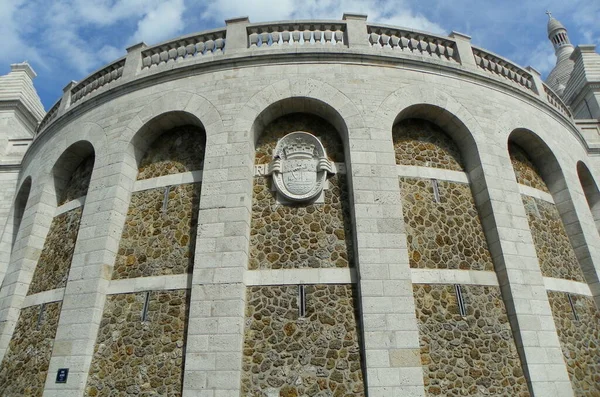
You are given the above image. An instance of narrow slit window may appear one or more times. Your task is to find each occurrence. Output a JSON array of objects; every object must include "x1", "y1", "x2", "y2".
[
  {"x1": 37, "y1": 303, "x2": 45, "y2": 330},
  {"x1": 298, "y1": 285, "x2": 306, "y2": 318},
  {"x1": 567, "y1": 294, "x2": 579, "y2": 322},
  {"x1": 431, "y1": 179, "x2": 441, "y2": 203},
  {"x1": 455, "y1": 284, "x2": 467, "y2": 317},
  {"x1": 141, "y1": 291, "x2": 151, "y2": 322},
  {"x1": 162, "y1": 186, "x2": 171, "y2": 214}
]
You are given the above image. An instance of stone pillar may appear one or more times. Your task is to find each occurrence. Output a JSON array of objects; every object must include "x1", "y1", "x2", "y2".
[
  {"x1": 0, "y1": 179, "x2": 55, "y2": 361},
  {"x1": 470, "y1": 143, "x2": 574, "y2": 397},
  {"x1": 43, "y1": 152, "x2": 136, "y2": 395},
  {"x1": 57, "y1": 81, "x2": 77, "y2": 115},
  {"x1": 224, "y1": 16, "x2": 250, "y2": 55},
  {"x1": 348, "y1": 131, "x2": 425, "y2": 396},
  {"x1": 122, "y1": 42, "x2": 147, "y2": 81},
  {"x1": 343, "y1": 13, "x2": 369, "y2": 49},
  {"x1": 449, "y1": 31, "x2": 477, "y2": 67},
  {"x1": 182, "y1": 131, "x2": 253, "y2": 395},
  {"x1": 525, "y1": 66, "x2": 547, "y2": 99}
]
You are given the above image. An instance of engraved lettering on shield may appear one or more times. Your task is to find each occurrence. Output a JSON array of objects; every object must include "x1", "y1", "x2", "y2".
[{"x1": 267, "y1": 132, "x2": 334, "y2": 202}]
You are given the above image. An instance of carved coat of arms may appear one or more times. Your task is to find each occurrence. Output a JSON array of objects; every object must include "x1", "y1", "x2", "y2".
[{"x1": 267, "y1": 132, "x2": 334, "y2": 202}]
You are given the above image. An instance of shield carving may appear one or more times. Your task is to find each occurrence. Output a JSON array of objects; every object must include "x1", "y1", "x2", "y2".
[{"x1": 269, "y1": 132, "x2": 334, "y2": 202}]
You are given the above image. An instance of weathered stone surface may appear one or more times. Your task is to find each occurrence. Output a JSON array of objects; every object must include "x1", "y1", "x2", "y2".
[
  {"x1": 393, "y1": 119, "x2": 464, "y2": 171},
  {"x1": 113, "y1": 183, "x2": 200, "y2": 279},
  {"x1": 85, "y1": 290, "x2": 189, "y2": 397},
  {"x1": 547, "y1": 291, "x2": 600, "y2": 396},
  {"x1": 241, "y1": 285, "x2": 365, "y2": 396},
  {"x1": 400, "y1": 178, "x2": 493, "y2": 271},
  {"x1": 523, "y1": 195, "x2": 585, "y2": 281},
  {"x1": 137, "y1": 126, "x2": 206, "y2": 180},
  {"x1": 509, "y1": 143, "x2": 549, "y2": 192},
  {"x1": 413, "y1": 284, "x2": 530, "y2": 397},
  {"x1": 250, "y1": 175, "x2": 352, "y2": 270},
  {"x1": 254, "y1": 113, "x2": 345, "y2": 165},
  {"x1": 60, "y1": 155, "x2": 94, "y2": 205},
  {"x1": 28, "y1": 207, "x2": 82, "y2": 295},
  {"x1": 0, "y1": 302, "x2": 62, "y2": 397}
]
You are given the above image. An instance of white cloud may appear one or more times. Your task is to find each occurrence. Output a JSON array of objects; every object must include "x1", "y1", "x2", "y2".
[
  {"x1": 524, "y1": 42, "x2": 556, "y2": 75},
  {"x1": 129, "y1": 0, "x2": 186, "y2": 45}
]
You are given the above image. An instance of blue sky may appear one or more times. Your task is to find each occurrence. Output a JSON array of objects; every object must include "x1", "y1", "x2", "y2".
[{"x1": 1, "y1": 0, "x2": 599, "y2": 110}]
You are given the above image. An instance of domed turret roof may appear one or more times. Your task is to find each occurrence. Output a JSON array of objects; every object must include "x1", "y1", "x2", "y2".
[{"x1": 547, "y1": 17, "x2": 566, "y2": 37}]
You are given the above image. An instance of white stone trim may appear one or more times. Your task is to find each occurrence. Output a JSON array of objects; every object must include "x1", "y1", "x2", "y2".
[
  {"x1": 518, "y1": 184, "x2": 554, "y2": 203},
  {"x1": 254, "y1": 162, "x2": 346, "y2": 177},
  {"x1": 21, "y1": 288, "x2": 65, "y2": 308},
  {"x1": 244, "y1": 268, "x2": 356, "y2": 286},
  {"x1": 397, "y1": 165, "x2": 469, "y2": 184},
  {"x1": 133, "y1": 170, "x2": 203, "y2": 192},
  {"x1": 55, "y1": 196, "x2": 86, "y2": 216},
  {"x1": 543, "y1": 277, "x2": 592, "y2": 296},
  {"x1": 108, "y1": 274, "x2": 191, "y2": 295},
  {"x1": 410, "y1": 269, "x2": 499, "y2": 286}
]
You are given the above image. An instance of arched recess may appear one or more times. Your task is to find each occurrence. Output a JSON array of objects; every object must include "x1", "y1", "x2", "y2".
[
  {"x1": 85, "y1": 110, "x2": 206, "y2": 396},
  {"x1": 11, "y1": 176, "x2": 31, "y2": 248},
  {"x1": 393, "y1": 104, "x2": 531, "y2": 396},
  {"x1": 27, "y1": 140, "x2": 95, "y2": 296},
  {"x1": 577, "y1": 161, "x2": 600, "y2": 235},
  {"x1": 508, "y1": 129, "x2": 600, "y2": 396},
  {"x1": 240, "y1": 97, "x2": 366, "y2": 396}
]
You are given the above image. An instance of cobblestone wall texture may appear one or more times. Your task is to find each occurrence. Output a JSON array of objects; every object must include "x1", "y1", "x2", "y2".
[
  {"x1": 60, "y1": 155, "x2": 94, "y2": 205},
  {"x1": 413, "y1": 284, "x2": 530, "y2": 396},
  {"x1": 254, "y1": 113, "x2": 345, "y2": 165},
  {"x1": 522, "y1": 195, "x2": 585, "y2": 281},
  {"x1": 250, "y1": 174, "x2": 352, "y2": 270},
  {"x1": 242, "y1": 284, "x2": 365, "y2": 397},
  {"x1": 400, "y1": 177, "x2": 493, "y2": 271},
  {"x1": 393, "y1": 119, "x2": 464, "y2": 171},
  {"x1": 113, "y1": 183, "x2": 200, "y2": 279},
  {"x1": 547, "y1": 291, "x2": 600, "y2": 397},
  {"x1": 250, "y1": 114, "x2": 352, "y2": 270},
  {"x1": 137, "y1": 126, "x2": 206, "y2": 180},
  {"x1": 0, "y1": 302, "x2": 62, "y2": 397},
  {"x1": 28, "y1": 207, "x2": 82, "y2": 295},
  {"x1": 85, "y1": 290, "x2": 189, "y2": 397},
  {"x1": 509, "y1": 143, "x2": 550, "y2": 192}
]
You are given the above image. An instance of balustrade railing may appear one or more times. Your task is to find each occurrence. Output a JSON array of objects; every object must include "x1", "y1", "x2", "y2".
[
  {"x1": 367, "y1": 25, "x2": 457, "y2": 62},
  {"x1": 141, "y1": 30, "x2": 226, "y2": 70},
  {"x1": 544, "y1": 84, "x2": 572, "y2": 118},
  {"x1": 37, "y1": 100, "x2": 61, "y2": 133},
  {"x1": 71, "y1": 58, "x2": 126, "y2": 104},
  {"x1": 248, "y1": 22, "x2": 345, "y2": 47},
  {"x1": 472, "y1": 47, "x2": 533, "y2": 91}
]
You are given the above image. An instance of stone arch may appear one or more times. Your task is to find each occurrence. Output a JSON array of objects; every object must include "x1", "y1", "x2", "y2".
[
  {"x1": 11, "y1": 177, "x2": 32, "y2": 248},
  {"x1": 52, "y1": 140, "x2": 95, "y2": 206},
  {"x1": 576, "y1": 161, "x2": 600, "y2": 236}
]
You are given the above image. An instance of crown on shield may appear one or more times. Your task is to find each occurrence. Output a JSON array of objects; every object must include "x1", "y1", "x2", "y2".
[{"x1": 283, "y1": 138, "x2": 316, "y2": 159}]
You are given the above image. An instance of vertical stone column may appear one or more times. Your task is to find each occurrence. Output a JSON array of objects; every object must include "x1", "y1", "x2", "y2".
[
  {"x1": 183, "y1": 132, "x2": 253, "y2": 396},
  {"x1": 525, "y1": 67, "x2": 547, "y2": 99},
  {"x1": 449, "y1": 31, "x2": 477, "y2": 67},
  {"x1": 348, "y1": 131, "x2": 425, "y2": 396},
  {"x1": 343, "y1": 13, "x2": 369, "y2": 49},
  {"x1": 470, "y1": 143, "x2": 574, "y2": 397},
  {"x1": 57, "y1": 81, "x2": 76, "y2": 115},
  {"x1": 0, "y1": 178, "x2": 54, "y2": 361},
  {"x1": 224, "y1": 16, "x2": 250, "y2": 55},
  {"x1": 43, "y1": 151, "x2": 137, "y2": 395},
  {"x1": 122, "y1": 42, "x2": 147, "y2": 81}
]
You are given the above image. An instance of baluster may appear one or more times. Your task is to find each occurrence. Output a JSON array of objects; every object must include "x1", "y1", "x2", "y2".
[
  {"x1": 150, "y1": 53, "x2": 160, "y2": 67},
  {"x1": 369, "y1": 32, "x2": 379, "y2": 46},
  {"x1": 399, "y1": 36, "x2": 409, "y2": 51},
  {"x1": 249, "y1": 32, "x2": 259, "y2": 47},
  {"x1": 205, "y1": 39, "x2": 215, "y2": 54},
  {"x1": 214, "y1": 37, "x2": 224, "y2": 53},
  {"x1": 390, "y1": 35, "x2": 400, "y2": 49},
  {"x1": 177, "y1": 44, "x2": 186, "y2": 60},
  {"x1": 428, "y1": 42, "x2": 438, "y2": 57},
  {"x1": 260, "y1": 32, "x2": 270, "y2": 47},
  {"x1": 111, "y1": 69, "x2": 119, "y2": 80},
  {"x1": 324, "y1": 29, "x2": 332, "y2": 44},
  {"x1": 159, "y1": 50, "x2": 169, "y2": 65},
  {"x1": 185, "y1": 43, "x2": 196, "y2": 57},
  {"x1": 335, "y1": 29, "x2": 343, "y2": 44},
  {"x1": 292, "y1": 30, "x2": 300, "y2": 44},
  {"x1": 168, "y1": 48, "x2": 178, "y2": 62},
  {"x1": 282, "y1": 30, "x2": 291, "y2": 44},
  {"x1": 313, "y1": 29, "x2": 322, "y2": 44},
  {"x1": 303, "y1": 30, "x2": 311, "y2": 44},
  {"x1": 446, "y1": 45, "x2": 454, "y2": 60},
  {"x1": 271, "y1": 31, "x2": 280, "y2": 45},
  {"x1": 408, "y1": 37, "x2": 419, "y2": 53},
  {"x1": 142, "y1": 56, "x2": 151, "y2": 69},
  {"x1": 380, "y1": 33, "x2": 390, "y2": 48},
  {"x1": 436, "y1": 42, "x2": 445, "y2": 59},
  {"x1": 417, "y1": 38, "x2": 428, "y2": 55},
  {"x1": 195, "y1": 41, "x2": 205, "y2": 55}
]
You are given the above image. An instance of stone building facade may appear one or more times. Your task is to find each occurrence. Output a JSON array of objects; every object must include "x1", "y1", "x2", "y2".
[{"x1": 0, "y1": 12, "x2": 599, "y2": 397}]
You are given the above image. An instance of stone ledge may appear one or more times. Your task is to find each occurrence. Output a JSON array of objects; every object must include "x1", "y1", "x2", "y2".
[
  {"x1": 244, "y1": 268, "x2": 356, "y2": 285},
  {"x1": 108, "y1": 273, "x2": 191, "y2": 294},
  {"x1": 543, "y1": 276, "x2": 592, "y2": 296},
  {"x1": 133, "y1": 170, "x2": 203, "y2": 192},
  {"x1": 54, "y1": 196, "x2": 85, "y2": 216},
  {"x1": 519, "y1": 184, "x2": 554, "y2": 203},
  {"x1": 21, "y1": 288, "x2": 65, "y2": 307},
  {"x1": 410, "y1": 269, "x2": 499, "y2": 286},
  {"x1": 396, "y1": 165, "x2": 468, "y2": 184}
]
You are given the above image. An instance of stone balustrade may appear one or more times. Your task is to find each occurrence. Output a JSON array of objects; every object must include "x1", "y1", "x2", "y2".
[
  {"x1": 35, "y1": 15, "x2": 574, "y2": 136},
  {"x1": 545, "y1": 84, "x2": 572, "y2": 118},
  {"x1": 140, "y1": 29, "x2": 226, "y2": 70},
  {"x1": 71, "y1": 58, "x2": 125, "y2": 104},
  {"x1": 472, "y1": 46, "x2": 534, "y2": 91},
  {"x1": 367, "y1": 24, "x2": 457, "y2": 62},
  {"x1": 248, "y1": 22, "x2": 345, "y2": 47}
]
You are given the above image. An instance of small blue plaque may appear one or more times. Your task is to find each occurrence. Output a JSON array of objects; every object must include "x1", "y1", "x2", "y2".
[{"x1": 56, "y1": 368, "x2": 69, "y2": 383}]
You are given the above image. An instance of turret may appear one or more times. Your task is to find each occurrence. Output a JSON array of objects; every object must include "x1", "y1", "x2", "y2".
[{"x1": 545, "y1": 12, "x2": 575, "y2": 96}]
